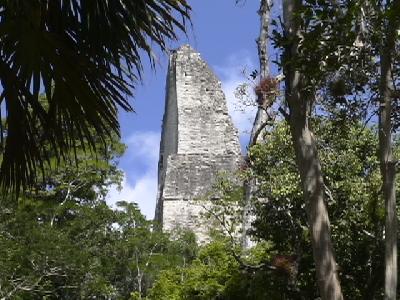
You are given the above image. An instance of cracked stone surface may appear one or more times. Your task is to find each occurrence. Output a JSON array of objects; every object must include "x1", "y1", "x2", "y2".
[{"x1": 155, "y1": 45, "x2": 243, "y2": 242}]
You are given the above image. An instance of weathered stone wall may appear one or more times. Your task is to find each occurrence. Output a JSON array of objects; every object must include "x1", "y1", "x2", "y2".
[
  {"x1": 155, "y1": 45, "x2": 242, "y2": 242},
  {"x1": 173, "y1": 47, "x2": 241, "y2": 156}
]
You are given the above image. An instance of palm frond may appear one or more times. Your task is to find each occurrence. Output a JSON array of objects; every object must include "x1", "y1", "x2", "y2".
[{"x1": 0, "y1": 0, "x2": 190, "y2": 193}]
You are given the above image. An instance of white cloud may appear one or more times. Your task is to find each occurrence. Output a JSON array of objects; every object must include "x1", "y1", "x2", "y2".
[
  {"x1": 106, "y1": 131, "x2": 160, "y2": 220},
  {"x1": 124, "y1": 131, "x2": 160, "y2": 169},
  {"x1": 106, "y1": 172, "x2": 157, "y2": 220},
  {"x1": 214, "y1": 53, "x2": 257, "y2": 140}
]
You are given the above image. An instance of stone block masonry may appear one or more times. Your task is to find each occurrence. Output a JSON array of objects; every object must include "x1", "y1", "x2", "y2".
[{"x1": 155, "y1": 45, "x2": 243, "y2": 243}]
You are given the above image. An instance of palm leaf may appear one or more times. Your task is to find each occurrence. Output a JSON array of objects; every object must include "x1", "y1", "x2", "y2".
[{"x1": 0, "y1": 0, "x2": 190, "y2": 194}]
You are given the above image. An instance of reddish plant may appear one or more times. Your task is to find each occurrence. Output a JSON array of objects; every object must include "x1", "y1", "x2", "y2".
[
  {"x1": 254, "y1": 76, "x2": 279, "y2": 108},
  {"x1": 271, "y1": 254, "x2": 297, "y2": 276}
]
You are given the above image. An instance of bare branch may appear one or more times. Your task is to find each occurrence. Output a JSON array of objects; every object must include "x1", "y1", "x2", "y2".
[{"x1": 199, "y1": 203, "x2": 276, "y2": 272}]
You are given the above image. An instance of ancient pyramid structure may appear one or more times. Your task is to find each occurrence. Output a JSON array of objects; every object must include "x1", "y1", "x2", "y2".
[{"x1": 155, "y1": 45, "x2": 242, "y2": 242}]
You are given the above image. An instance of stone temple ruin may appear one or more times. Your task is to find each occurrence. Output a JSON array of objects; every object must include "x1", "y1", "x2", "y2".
[{"x1": 155, "y1": 45, "x2": 243, "y2": 242}]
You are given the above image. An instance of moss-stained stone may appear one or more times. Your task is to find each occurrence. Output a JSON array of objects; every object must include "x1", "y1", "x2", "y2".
[{"x1": 155, "y1": 45, "x2": 243, "y2": 242}]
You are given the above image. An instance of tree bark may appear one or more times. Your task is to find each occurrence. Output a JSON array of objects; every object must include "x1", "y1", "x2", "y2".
[
  {"x1": 242, "y1": 0, "x2": 272, "y2": 249},
  {"x1": 380, "y1": 51, "x2": 397, "y2": 300},
  {"x1": 379, "y1": 2, "x2": 399, "y2": 297},
  {"x1": 249, "y1": 0, "x2": 272, "y2": 144},
  {"x1": 282, "y1": 1, "x2": 343, "y2": 299},
  {"x1": 247, "y1": 0, "x2": 272, "y2": 151}
]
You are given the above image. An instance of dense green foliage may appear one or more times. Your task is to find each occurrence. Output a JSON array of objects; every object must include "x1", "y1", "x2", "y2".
[
  {"x1": 0, "y1": 197, "x2": 196, "y2": 299},
  {"x1": 148, "y1": 239, "x2": 287, "y2": 300},
  {"x1": 145, "y1": 119, "x2": 396, "y2": 300},
  {"x1": 0, "y1": 135, "x2": 197, "y2": 299},
  {"x1": 2, "y1": 1, "x2": 400, "y2": 298},
  {"x1": 250, "y1": 119, "x2": 387, "y2": 298},
  {"x1": 0, "y1": 107, "x2": 397, "y2": 299}
]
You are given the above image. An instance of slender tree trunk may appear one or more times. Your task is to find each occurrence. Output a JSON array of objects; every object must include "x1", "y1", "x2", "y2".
[
  {"x1": 380, "y1": 52, "x2": 397, "y2": 300},
  {"x1": 249, "y1": 0, "x2": 272, "y2": 144},
  {"x1": 362, "y1": 253, "x2": 384, "y2": 300},
  {"x1": 379, "y1": 3, "x2": 399, "y2": 297},
  {"x1": 242, "y1": 0, "x2": 272, "y2": 249},
  {"x1": 282, "y1": 1, "x2": 343, "y2": 299}
]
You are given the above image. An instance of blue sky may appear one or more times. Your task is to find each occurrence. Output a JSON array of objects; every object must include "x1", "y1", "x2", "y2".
[{"x1": 107, "y1": 1, "x2": 266, "y2": 219}]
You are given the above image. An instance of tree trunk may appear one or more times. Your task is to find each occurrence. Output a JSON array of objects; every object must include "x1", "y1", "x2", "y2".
[
  {"x1": 288, "y1": 112, "x2": 343, "y2": 300},
  {"x1": 249, "y1": 0, "x2": 272, "y2": 144},
  {"x1": 380, "y1": 52, "x2": 397, "y2": 300},
  {"x1": 242, "y1": 0, "x2": 272, "y2": 249},
  {"x1": 379, "y1": 4, "x2": 398, "y2": 297},
  {"x1": 282, "y1": 1, "x2": 343, "y2": 299}
]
